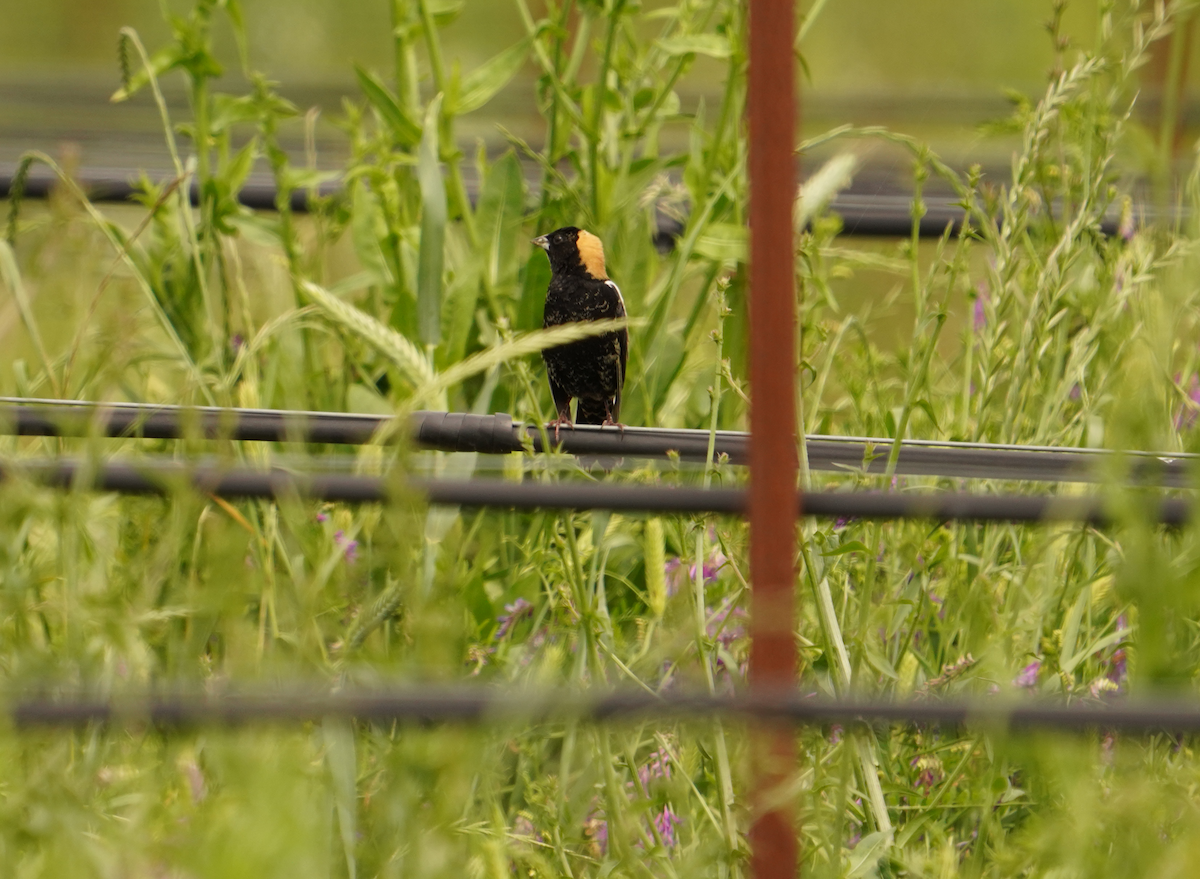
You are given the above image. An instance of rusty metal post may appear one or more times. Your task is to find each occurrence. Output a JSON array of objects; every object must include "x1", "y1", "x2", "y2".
[{"x1": 746, "y1": 0, "x2": 799, "y2": 875}]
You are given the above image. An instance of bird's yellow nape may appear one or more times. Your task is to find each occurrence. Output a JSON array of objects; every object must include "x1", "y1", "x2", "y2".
[{"x1": 576, "y1": 230, "x2": 608, "y2": 279}]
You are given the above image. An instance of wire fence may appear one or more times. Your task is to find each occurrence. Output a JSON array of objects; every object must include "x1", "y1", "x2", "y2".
[
  {"x1": 0, "y1": 456, "x2": 1188, "y2": 523},
  {"x1": 10, "y1": 686, "x2": 1200, "y2": 734},
  {"x1": 0, "y1": 167, "x2": 1138, "y2": 239},
  {"x1": 2, "y1": 398, "x2": 1194, "y2": 485}
]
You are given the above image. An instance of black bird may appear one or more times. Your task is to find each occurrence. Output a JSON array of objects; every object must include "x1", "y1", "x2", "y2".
[{"x1": 533, "y1": 227, "x2": 628, "y2": 437}]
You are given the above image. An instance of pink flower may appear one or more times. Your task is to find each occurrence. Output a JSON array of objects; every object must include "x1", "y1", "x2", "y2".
[
  {"x1": 333, "y1": 530, "x2": 358, "y2": 564},
  {"x1": 1014, "y1": 660, "x2": 1040, "y2": 688},
  {"x1": 636, "y1": 749, "x2": 672, "y2": 788},
  {"x1": 653, "y1": 805, "x2": 682, "y2": 847},
  {"x1": 495, "y1": 598, "x2": 533, "y2": 640},
  {"x1": 973, "y1": 283, "x2": 990, "y2": 331}
]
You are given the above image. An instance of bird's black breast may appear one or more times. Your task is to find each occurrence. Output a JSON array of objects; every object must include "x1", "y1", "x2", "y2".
[{"x1": 542, "y1": 276, "x2": 627, "y2": 401}]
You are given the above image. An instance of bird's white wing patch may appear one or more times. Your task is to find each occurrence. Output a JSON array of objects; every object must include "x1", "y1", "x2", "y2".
[{"x1": 605, "y1": 280, "x2": 626, "y2": 313}]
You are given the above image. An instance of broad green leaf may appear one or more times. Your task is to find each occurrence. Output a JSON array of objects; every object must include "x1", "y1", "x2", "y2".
[
  {"x1": 862, "y1": 636, "x2": 899, "y2": 681},
  {"x1": 1062, "y1": 624, "x2": 1132, "y2": 677},
  {"x1": 448, "y1": 38, "x2": 532, "y2": 116},
  {"x1": 821, "y1": 540, "x2": 871, "y2": 557},
  {"x1": 693, "y1": 223, "x2": 746, "y2": 263},
  {"x1": 278, "y1": 166, "x2": 339, "y2": 193},
  {"x1": 847, "y1": 831, "x2": 890, "y2": 877},
  {"x1": 349, "y1": 181, "x2": 392, "y2": 286},
  {"x1": 474, "y1": 150, "x2": 526, "y2": 289},
  {"x1": 223, "y1": 138, "x2": 258, "y2": 193},
  {"x1": 416, "y1": 96, "x2": 447, "y2": 348},
  {"x1": 515, "y1": 251, "x2": 551, "y2": 332},
  {"x1": 443, "y1": 262, "x2": 481, "y2": 367},
  {"x1": 426, "y1": 0, "x2": 464, "y2": 24},
  {"x1": 323, "y1": 719, "x2": 358, "y2": 879},
  {"x1": 354, "y1": 65, "x2": 421, "y2": 146},
  {"x1": 656, "y1": 34, "x2": 731, "y2": 58},
  {"x1": 211, "y1": 93, "x2": 260, "y2": 133}
]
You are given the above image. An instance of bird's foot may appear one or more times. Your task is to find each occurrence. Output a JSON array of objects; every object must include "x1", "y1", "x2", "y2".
[
  {"x1": 547, "y1": 416, "x2": 574, "y2": 441},
  {"x1": 602, "y1": 417, "x2": 626, "y2": 434}
]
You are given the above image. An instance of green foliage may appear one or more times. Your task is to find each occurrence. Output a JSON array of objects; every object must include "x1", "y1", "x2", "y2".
[{"x1": 4, "y1": 0, "x2": 1200, "y2": 877}]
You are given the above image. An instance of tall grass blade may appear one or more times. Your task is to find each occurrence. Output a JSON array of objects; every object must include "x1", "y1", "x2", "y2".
[
  {"x1": 417, "y1": 96, "x2": 447, "y2": 348},
  {"x1": 301, "y1": 280, "x2": 436, "y2": 388}
]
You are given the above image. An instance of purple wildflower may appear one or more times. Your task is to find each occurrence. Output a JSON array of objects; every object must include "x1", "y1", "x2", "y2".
[
  {"x1": 637, "y1": 749, "x2": 672, "y2": 788},
  {"x1": 333, "y1": 530, "x2": 359, "y2": 564},
  {"x1": 1100, "y1": 731, "x2": 1117, "y2": 764},
  {"x1": 910, "y1": 754, "x2": 944, "y2": 794},
  {"x1": 1014, "y1": 660, "x2": 1041, "y2": 688},
  {"x1": 495, "y1": 598, "x2": 533, "y2": 640},
  {"x1": 689, "y1": 548, "x2": 728, "y2": 586},
  {"x1": 653, "y1": 806, "x2": 682, "y2": 847},
  {"x1": 316, "y1": 512, "x2": 329, "y2": 523},
  {"x1": 846, "y1": 800, "x2": 863, "y2": 848},
  {"x1": 973, "y1": 283, "x2": 990, "y2": 331},
  {"x1": 829, "y1": 724, "x2": 843, "y2": 744},
  {"x1": 707, "y1": 604, "x2": 747, "y2": 647}
]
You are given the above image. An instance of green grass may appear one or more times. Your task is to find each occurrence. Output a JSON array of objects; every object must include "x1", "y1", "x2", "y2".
[{"x1": 3, "y1": 1, "x2": 1200, "y2": 877}]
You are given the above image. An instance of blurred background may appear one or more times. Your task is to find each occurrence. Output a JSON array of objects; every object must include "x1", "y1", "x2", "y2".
[{"x1": 2, "y1": 0, "x2": 1193, "y2": 194}]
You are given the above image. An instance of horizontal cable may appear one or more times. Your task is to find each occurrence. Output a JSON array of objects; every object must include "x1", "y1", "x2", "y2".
[
  {"x1": 0, "y1": 456, "x2": 1189, "y2": 523},
  {"x1": 10, "y1": 685, "x2": 1200, "y2": 733},
  {"x1": 1, "y1": 398, "x2": 1194, "y2": 486},
  {"x1": 0, "y1": 167, "x2": 1133, "y2": 239}
]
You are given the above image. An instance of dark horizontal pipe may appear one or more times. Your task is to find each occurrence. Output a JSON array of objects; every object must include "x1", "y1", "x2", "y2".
[
  {"x1": 0, "y1": 456, "x2": 1190, "y2": 523},
  {"x1": 3, "y1": 167, "x2": 321, "y2": 213},
  {"x1": 12, "y1": 685, "x2": 1200, "y2": 733},
  {"x1": 1, "y1": 169, "x2": 1135, "y2": 238},
  {"x1": 1, "y1": 398, "x2": 1194, "y2": 486}
]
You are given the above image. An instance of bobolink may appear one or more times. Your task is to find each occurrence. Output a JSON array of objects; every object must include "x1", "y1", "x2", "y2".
[{"x1": 533, "y1": 227, "x2": 628, "y2": 436}]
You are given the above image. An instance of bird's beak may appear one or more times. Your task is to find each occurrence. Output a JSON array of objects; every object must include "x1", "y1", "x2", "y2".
[{"x1": 532, "y1": 235, "x2": 550, "y2": 251}]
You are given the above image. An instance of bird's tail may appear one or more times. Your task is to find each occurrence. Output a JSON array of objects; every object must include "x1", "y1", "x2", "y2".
[{"x1": 575, "y1": 398, "x2": 611, "y2": 425}]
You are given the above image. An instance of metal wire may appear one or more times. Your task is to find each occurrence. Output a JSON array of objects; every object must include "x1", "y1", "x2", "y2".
[
  {"x1": 2, "y1": 398, "x2": 1194, "y2": 485},
  {"x1": 10, "y1": 685, "x2": 1200, "y2": 733},
  {"x1": 0, "y1": 456, "x2": 1189, "y2": 523}
]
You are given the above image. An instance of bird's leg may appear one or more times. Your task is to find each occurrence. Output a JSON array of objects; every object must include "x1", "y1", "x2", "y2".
[
  {"x1": 601, "y1": 400, "x2": 626, "y2": 434},
  {"x1": 547, "y1": 382, "x2": 574, "y2": 441},
  {"x1": 547, "y1": 413, "x2": 574, "y2": 441},
  {"x1": 547, "y1": 406, "x2": 574, "y2": 441}
]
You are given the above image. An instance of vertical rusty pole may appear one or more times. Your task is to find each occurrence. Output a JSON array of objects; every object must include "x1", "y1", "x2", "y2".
[{"x1": 746, "y1": 0, "x2": 799, "y2": 874}]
